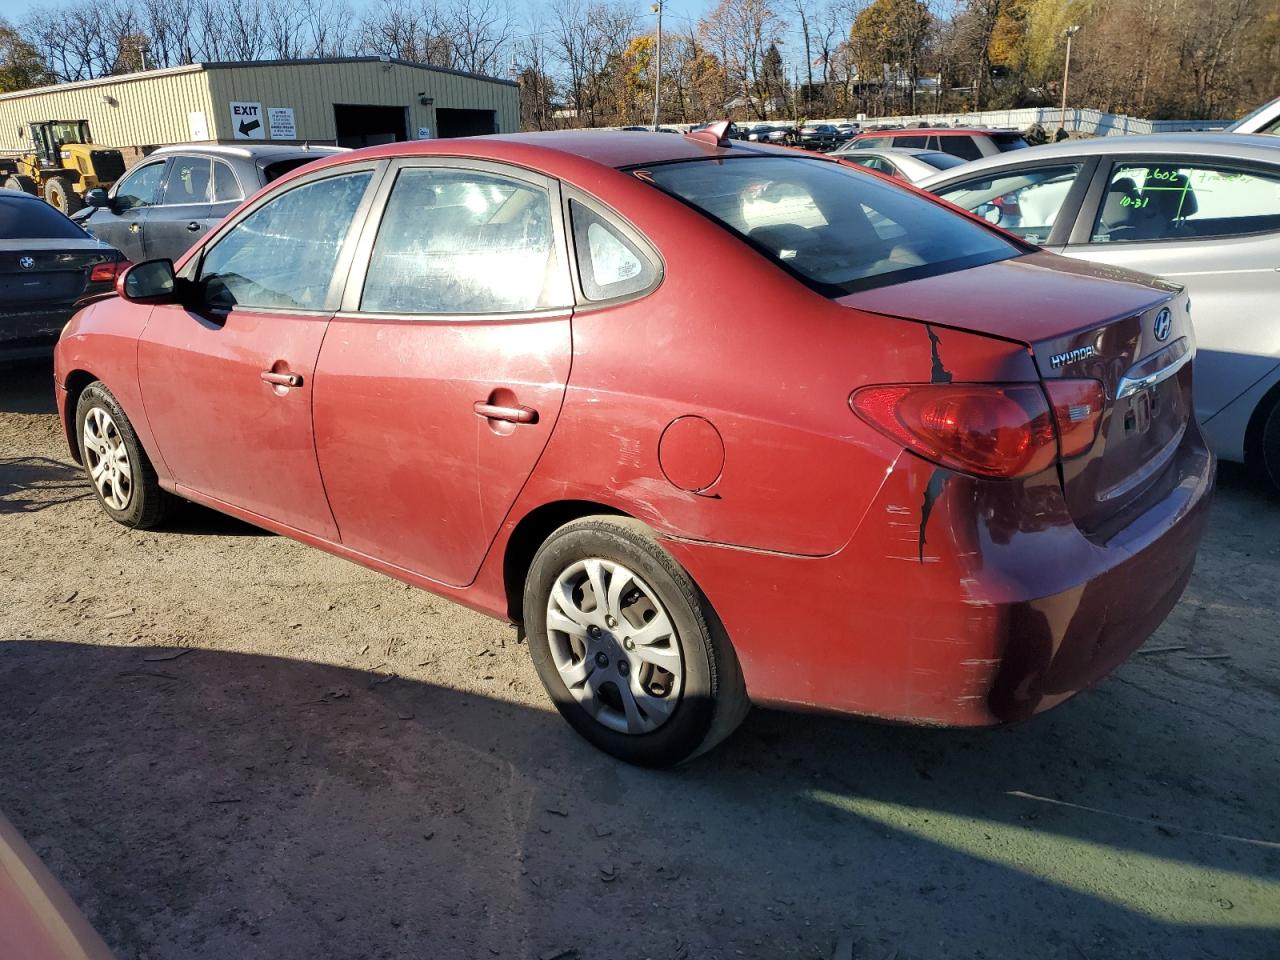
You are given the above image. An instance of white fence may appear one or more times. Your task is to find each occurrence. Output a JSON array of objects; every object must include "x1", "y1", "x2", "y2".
[{"x1": 733, "y1": 106, "x2": 1229, "y2": 136}]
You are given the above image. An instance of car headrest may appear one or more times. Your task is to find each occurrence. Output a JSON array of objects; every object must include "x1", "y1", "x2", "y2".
[{"x1": 1142, "y1": 171, "x2": 1198, "y2": 220}]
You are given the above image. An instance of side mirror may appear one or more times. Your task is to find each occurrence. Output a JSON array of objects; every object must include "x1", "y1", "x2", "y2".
[
  {"x1": 85, "y1": 188, "x2": 111, "y2": 209},
  {"x1": 117, "y1": 259, "x2": 176, "y2": 303}
]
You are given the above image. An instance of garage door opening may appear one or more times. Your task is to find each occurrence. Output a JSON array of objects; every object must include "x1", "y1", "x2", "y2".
[
  {"x1": 436, "y1": 109, "x2": 497, "y2": 138},
  {"x1": 333, "y1": 104, "x2": 408, "y2": 148}
]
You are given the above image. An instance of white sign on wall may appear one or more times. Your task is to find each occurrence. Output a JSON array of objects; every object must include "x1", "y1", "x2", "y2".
[
  {"x1": 417, "y1": 126, "x2": 431, "y2": 139},
  {"x1": 188, "y1": 111, "x2": 209, "y2": 141},
  {"x1": 230, "y1": 101, "x2": 265, "y2": 140},
  {"x1": 268, "y1": 107, "x2": 296, "y2": 140}
]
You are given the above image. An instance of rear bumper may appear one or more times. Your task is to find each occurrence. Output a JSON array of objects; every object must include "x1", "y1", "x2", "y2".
[
  {"x1": 0, "y1": 308, "x2": 72, "y2": 360},
  {"x1": 664, "y1": 421, "x2": 1215, "y2": 726}
]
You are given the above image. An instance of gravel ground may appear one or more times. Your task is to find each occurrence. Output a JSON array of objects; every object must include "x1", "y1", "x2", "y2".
[{"x1": 2, "y1": 357, "x2": 1278, "y2": 960}]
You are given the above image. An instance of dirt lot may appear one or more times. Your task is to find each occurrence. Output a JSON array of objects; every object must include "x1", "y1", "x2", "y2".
[{"x1": 1, "y1": 357, "x2": 1277, "y2": 960}]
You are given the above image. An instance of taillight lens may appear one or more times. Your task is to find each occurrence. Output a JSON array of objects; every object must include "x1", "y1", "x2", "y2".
[
  {"x1": 90, "y1": 259, "x2": 130, "y2": 283},
  {"x1": 1044, "y1": 379, "x2": 1104, "y2": 458},
  {"x1": 851, "y1": 383, "x2": 1058, "y2": 478}
]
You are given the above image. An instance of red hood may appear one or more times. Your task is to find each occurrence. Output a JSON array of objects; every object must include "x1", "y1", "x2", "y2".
[{"x1": 837, "y1": 250, "x2": 1181, "y2": 345}]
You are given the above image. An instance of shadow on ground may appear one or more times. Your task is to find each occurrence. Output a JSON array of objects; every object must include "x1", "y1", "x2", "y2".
[
  {"x1": 0, "y1": 358, "x2": 57, "y2": 415},
  {"x1": 0, "y1": 638, "x2": 1274, "y2": 960},
  {"x1": 0, "y1": 456, "x2": 90, "y2": 513}
]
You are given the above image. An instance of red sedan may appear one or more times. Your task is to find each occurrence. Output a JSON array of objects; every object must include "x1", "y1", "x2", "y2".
[{"x1": 53, "y1": 125, "x2": 1213, "y2": 765}]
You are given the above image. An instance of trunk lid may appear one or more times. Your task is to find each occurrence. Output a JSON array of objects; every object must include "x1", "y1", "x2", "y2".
[
  {"x1": 839, "y1": 251, "x2": 1192, "y2": 534},
  {"x1": 0, "y1": 240, "x2": 114, "y2": 311}
]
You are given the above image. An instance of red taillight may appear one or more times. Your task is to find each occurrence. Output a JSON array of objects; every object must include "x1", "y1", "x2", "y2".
[
  {"x1": 90, "y1": 259, "x2": 130, "y2": 283},
  {"x1": 1045, "y1": 379, "x2": 1104, "y2": 458},
  {"x1": 851, "y1": 383, "x2": 1058, "y2": 478}
]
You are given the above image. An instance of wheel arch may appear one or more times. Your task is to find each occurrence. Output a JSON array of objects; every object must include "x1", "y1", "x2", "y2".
[
  {"x1": 61, "y1": 368, "x2": 101, "y2": 464},
  {"x1": 502, "y1": 499, "x2": 630, "y2": 623},
  {"x1": 1243, "y1": 377, "x2": 1280, "y2": 474}
]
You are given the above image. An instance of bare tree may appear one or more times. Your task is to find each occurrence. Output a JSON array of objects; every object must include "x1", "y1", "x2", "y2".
[
  {"x1": 699, "y1": 0, "x2": 785, "y2": 119},
  {"x1": 449, "y1": 0, "x2": 512, "y2": 74}
]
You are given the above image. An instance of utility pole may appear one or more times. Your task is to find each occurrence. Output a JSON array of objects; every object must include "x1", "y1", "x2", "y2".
[
  {"x1": 651, "y1": 0, "x2": 664, "y2": 129},
  {"x1": 1058, "y1": 25, "x2": 1081, "y2": 136}
]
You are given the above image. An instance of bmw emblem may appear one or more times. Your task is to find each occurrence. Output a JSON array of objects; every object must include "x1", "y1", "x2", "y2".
[
  {"x1": 18, "y1": 256, "x2": 34, "y2": 270},
  {"x1": 1153, "y1": 307, "x2": 1172, "y2": 342}
]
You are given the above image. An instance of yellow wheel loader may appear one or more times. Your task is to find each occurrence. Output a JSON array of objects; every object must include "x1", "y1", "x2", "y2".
[{"x1": 0, "y1": 120, "x2": 125, "y2": 214}]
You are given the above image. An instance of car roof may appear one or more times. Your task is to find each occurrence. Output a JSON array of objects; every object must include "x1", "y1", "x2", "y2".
[
  {"x1": 325, "y1": 130, "x2": 803, "y2": 173},
  {"x1": 916, "y1": 132, "x2": 1280, "y2": 186},
  {"x1": 858, "y1": 127, "x2": 1020, "y2": 137},
  {"x1": 147, "y1": 143, "x2": 347, "y2": 161},
  {"x1": 839, "y1": 146, "x2": 947, "y2": 158}
]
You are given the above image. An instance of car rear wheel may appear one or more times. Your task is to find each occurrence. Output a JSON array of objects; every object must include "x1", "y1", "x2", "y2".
[
  {"x1": 1260, "y1": 397, "x2": 1280, "y2": 496},
  {"x1": 523, "y1": 517, "x2": 749, "y2": 766},
  {"x1": 75, "y1": 382, "x2": 174, "y2": 529}
]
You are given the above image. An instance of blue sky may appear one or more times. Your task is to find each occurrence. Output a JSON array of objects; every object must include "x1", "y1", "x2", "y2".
[{"x1": 4, "y1": 0, "x2": 824, "y2": 76}]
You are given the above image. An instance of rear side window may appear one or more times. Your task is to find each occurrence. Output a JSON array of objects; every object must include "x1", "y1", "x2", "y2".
[
  {"x1": 934, "y1": 164, "x2": 1083, "y2": 244},
  {"x1": 213, "y1": 161, "x2": 243, "y2": 202},
  {"x1": 361, "y1": 167, "x2": 570, "y2": 314},
  {"x1": 847, "y1": 155, "x2": 897, "y2": 176},
  {"x1": 569, "y1": 201, "x2": 658, "y2": 301},
  {"x1": 1091, "y1": 162, "x2": 1280, "y2": 243},
  {"x1": 0, "y1": 196, "x2": 87, "y2": 239},
  {"x1": 891, "y1": 135, "x2": 928, "y2": 149},
  {"x1": 938, "y1": 136, "x2": 983, "y2": 162},
  {"x1": 163, "y1": 156, "x2": 212, "y2": 205},
  {"x1": 640, "y1": 155, "x2": 1019, "y2": 296},
  {"x1": 198, "y1": 171, "x2": 372, "y2": 311},
  {"x1": 263, "y1": 158, "x2": 318, "y2": 182}
]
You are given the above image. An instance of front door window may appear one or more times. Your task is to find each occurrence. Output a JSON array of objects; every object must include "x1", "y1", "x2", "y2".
[{"x1": 197, "y1": 171, "x2": 373, "y2": 311}]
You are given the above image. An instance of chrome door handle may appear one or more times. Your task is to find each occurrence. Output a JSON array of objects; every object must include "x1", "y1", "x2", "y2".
[
  {"x1": 473, "y1": 401, "x2": 537, "y2": 424},
  {"x1": 261, "y1": 370, "x2": 302, "y2": 388},
  {"x1": 186, "y1": 221, "x2": 201, "y2": 232}
]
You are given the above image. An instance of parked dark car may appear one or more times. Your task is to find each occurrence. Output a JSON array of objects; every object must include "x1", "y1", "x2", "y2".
[
  {"x1": 0, "y1": 188, "x2": 125, "y2": 361},
  {"x1": 797, "y1": 123, "x2": 846, "y2": 151},
  {"x1": 73, "y1": 144, "x2": 345, "y2": 263}
]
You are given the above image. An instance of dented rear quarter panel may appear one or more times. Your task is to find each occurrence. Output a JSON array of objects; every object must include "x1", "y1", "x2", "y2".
[{"x1": 514, "y1": 174, "x2": 1041, "y2": 558}]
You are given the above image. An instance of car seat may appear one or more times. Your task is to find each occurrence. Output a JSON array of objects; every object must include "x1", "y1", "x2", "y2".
[
  {"x1": 1097, "y1": 176, "x2": 1140, "y2": 239},
  {"x1": 1136, "y1": 170, "x2": 1197, "y2": 239}
]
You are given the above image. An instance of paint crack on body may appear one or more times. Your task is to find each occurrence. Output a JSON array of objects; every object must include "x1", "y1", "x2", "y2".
[{"x1": 918, "y1": 467, "x2": 945, "y2": 563}]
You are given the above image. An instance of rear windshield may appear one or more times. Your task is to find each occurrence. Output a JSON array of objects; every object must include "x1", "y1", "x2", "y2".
[
  {"x1": 638, "y1": 156, "x2": 1020, "y2": 295},
  {"x1": 263, "y1": 157, "x2": 322, "y2": 182},
  {"x1": 993, "y1": 133, "x2": 1030, "y2": 151},
  {"x1": 918, "y1": 151, "x2": 967, "y2": 170},
  {"x1": 0, "y1": 196, "x2": 88, "y2": 240}
]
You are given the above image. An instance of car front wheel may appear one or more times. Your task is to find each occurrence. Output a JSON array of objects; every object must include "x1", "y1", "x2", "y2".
[
  {"x1": 75, "y1": 382, "x2": 174, "y2": 528},
  {"x1": 523, "y1": 517, "x2": 749, "y2": 766}
]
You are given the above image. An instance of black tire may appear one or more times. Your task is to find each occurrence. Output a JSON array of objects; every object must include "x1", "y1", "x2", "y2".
[
  {"x1": 523, "y1": 516, "x2": 749, "y2": 766},
  {"x1": 44, "y1": 175, "x2": 83, "y2": 214},
  {"x1": 1260, "y1": 397, "x2": 1280, "y2": 496},
  {"x1": 4, "y1": 174, "x2": 37, "y2": 195},
  {"x1": 75, "y1": 382, "x2": 174, "y2": 529}
]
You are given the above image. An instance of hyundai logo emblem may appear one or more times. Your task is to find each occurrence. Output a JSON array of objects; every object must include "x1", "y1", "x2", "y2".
[
  {"x1": 1153, "y1": 307, "x2": 1172, "y2": 342},
  {"x1": 18, "y1": 256, "x2": 34, "y2": 270}
]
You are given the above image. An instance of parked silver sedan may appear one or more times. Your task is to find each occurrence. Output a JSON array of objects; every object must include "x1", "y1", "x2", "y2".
[
  {"x1": 832, "y1": 145, "x2": 968, "y2": 182},
  {"x1": 919, "y1": 134, "x2": 1280, "y2": 490}
]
